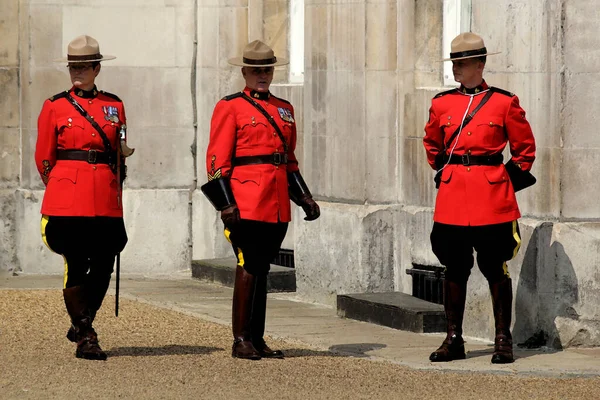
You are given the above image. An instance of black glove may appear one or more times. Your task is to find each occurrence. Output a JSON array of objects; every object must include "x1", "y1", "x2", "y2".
[
  {"x1": 299, "y1": 194, "x2": 320, "y2": 221},
  {"x1": 221, "y1": 204, "x2": 241, "y2": 228}
]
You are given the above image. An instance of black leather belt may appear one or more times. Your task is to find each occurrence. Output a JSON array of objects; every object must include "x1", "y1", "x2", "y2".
[
  {"x1": 445, "y1": 153, "x2": 503, "y2": 166},
  {"x1": 233, "y1": 153, "x2": 288, "y2": 166},
  {"x1": 56, "y1": 149, "x2": 115, "y2": 164}
]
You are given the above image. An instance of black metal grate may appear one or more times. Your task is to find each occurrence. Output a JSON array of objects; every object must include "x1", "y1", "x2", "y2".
[
  {"x1": 406, "y1": 264, "x2": 445, "y2": 305},
  {"x1": 272, "y1": 248, "x2": 295, "y2": 268}
]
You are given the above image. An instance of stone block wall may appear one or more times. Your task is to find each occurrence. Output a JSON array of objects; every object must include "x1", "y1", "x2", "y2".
[{"x1": 4, "y1": 0, "x2": 600, "y2": 347}]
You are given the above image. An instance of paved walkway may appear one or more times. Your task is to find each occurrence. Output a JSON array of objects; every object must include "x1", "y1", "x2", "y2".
[{"x1": 2, "y1": 273, "x2": 600, "y2": 378}]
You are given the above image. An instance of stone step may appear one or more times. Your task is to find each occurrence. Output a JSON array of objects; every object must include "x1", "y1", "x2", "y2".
[
  {"x1": 191, "y1": 258, "x2": 296, "y2": 293},
  {"x1": 337, "y1": 292, "x2": 445, "y2": 333}
]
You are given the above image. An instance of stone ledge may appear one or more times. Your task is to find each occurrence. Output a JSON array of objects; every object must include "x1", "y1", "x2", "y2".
[
  {"x1": 337, "y1": 292, "x2": 445, "y2": 333},
  {"x1": 191, "y1": 258, "x2": 296, "y2": 293}
]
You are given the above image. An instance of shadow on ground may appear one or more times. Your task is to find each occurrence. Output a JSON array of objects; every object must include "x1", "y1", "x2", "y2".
[
  {"x1": 107, "y1": 345, "x2": 223, "y2": 357},
  {"x1": 465, "y1": 345, "x2": 559, "y2": 362},
  {"x1": 278, "y1": 343, "x2": 387, "y2": 359}
]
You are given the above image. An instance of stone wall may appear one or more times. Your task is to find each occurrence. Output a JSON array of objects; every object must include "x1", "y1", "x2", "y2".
[{"x1": 3, "y1": 0, "x2": 600, "y2": 347}]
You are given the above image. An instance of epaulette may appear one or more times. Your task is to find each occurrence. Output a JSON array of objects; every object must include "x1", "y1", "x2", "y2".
[
  {"x1": 221, "y1": 92, "x2": 244, "y2": 101},
  {"x1": 270, "y1": 94, "x2": 291, "y2": 105},
  {"x1": 433, "y1": 88, "x2": 458, "y2": 99},
  {"x1": 490, "y1": 87, "x2": 514, "y2": 97},
  {"x1": 48, "y1": 91, "x2": 69, "y2": 102},
  {"x1": 100, "y1": 90, "x2": 122, "y2": 102}
]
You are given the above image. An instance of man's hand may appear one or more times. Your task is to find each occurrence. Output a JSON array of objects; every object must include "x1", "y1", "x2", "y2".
[
  {"x1": 221, "y1": 204, "x2": 241, "y2": 228},
  {"x1": 299, "y1": 194, "x2": 320, "y2": 221}
]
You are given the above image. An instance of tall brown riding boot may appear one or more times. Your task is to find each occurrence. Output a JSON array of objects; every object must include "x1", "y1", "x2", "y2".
[
  {"x1": 63, "y1": 286, "x2": 107, "y2": 361},
  {"x1": 251, "y1": 275, "x2": 284, "y2": 359},
  {"x1": 231, "y1": 266, "x2": 261, "y2": 360},
  {"x1": 430, "y1": 279, "x2": 467, "y2": 362},
  {"x1": 490, "y1": 277, "x2": 514, "y2": 364}
]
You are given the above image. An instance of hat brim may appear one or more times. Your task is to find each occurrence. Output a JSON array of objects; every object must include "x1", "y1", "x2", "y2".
[
  {"x1": 442, "y1": 51, "x2": 501, "y2": 62},
  {"x1": 55, "y1": 55, "x2": 117, "y2": 63},
  {"x1": 227, "y1": 57, "x2": 289, "y2": 67}
]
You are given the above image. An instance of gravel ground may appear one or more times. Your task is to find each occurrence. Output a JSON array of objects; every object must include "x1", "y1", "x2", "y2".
[{"x1": 1, "y1": 290, "x2": 599, "y2": 400}]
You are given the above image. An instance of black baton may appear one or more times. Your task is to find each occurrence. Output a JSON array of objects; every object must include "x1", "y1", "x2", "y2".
[{"x1": 115, "y1": 253, "x2": 120, "y2": 317}]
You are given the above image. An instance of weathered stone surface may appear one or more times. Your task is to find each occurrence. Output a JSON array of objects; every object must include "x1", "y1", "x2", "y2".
[
  {"x1": 366, "y1": 2, "x2": 397, "y2": 71},
  {"x1": 191, "y1": 189, "x2": 232, "y2": 262},
  {"x1": 15, "y1": 190, "x2": 61, "y2": 275},
  {"x1": 413, "y1": 0, "x2": 442, "y2": 87},
  {"x1": 393, "y1": 207, "x2": 437, "y2": 294},
  {"x1": 62, "y1": 6, "x2": 184, "y2": 68},
  {"x1": 0, "y1": 128, "x2": 20, "y2": 188},
  {"x1": 0, "y1": 0, "x2": 19, "y2": 67},
  {"x1": 121, "y1": 189, "x2": 191, "y2": 274},
  {"x1": 295, "y1": 202, "x2": 395, "y2": 306},
  {"x1": 120, "y1": 126, "x2": 195, "y2": 189},
  {"x1": 0, "y1": 69, "x2": 19, "y2": 128},
  {"x1": 472, "y1": 0, "x2": 561, "y2": 74},
  {"x1": 563, "y1": 0, "x2": 600, "y2": 73},
  {"x1": 0, "y1": 190, "x2": 17, "y2": 273},
  {"x1": 561, "y1": 148, "x2": 600, "y2": 220}
]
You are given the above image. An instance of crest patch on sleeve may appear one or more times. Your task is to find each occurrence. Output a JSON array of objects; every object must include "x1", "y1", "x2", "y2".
[{"x1": 207, "y1": 155, "x2": 221, "y2": 181}]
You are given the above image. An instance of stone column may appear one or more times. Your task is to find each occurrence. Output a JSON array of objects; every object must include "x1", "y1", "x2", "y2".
[
  {"x1": 0, "y1": 0, "x2": 20, "y2": 273},
  {"x1": 296, "y1": 0, "x2": 406, "y2": 305}
]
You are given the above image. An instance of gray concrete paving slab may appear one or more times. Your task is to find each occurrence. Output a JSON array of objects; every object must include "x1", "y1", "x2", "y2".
[{"x1": 2, "y1": 274, "x2": 600, "y2": 379}]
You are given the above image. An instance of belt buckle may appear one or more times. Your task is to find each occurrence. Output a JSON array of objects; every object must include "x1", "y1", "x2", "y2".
[
  {"x1": 461, "y1": 154, "x2": 470, "y2": 166},
  {"x1": 272, "y1": 152, "x2": 282, "y2": 165},
  {"x1": 88, "y1": 149, "x2": 98, "y2": 164}
]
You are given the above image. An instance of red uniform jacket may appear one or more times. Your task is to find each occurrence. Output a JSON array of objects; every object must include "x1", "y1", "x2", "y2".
[
  {"x1": 423, "y1": 82, "x2": 536, "y2": 226},
  {"x1": 35, "y1": 86, "x2": 127, "y2": 217},
  {"x1": 206, "y1": 87, "x2": 300, "y2": 223}
]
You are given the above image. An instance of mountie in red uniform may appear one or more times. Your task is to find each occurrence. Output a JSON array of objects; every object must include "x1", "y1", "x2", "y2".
[
  {"x1": 205, "y1": 87, "x2": 300, "y2": 223},
  {"x1": 35, "y1": 86, "x2": 127, "y2": 218},
  {"x1": 423, "y1": 81, "x2": 536, "y2": 226}
]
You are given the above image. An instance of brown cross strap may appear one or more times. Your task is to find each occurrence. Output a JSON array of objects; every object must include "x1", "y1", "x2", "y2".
[
  {"x1": 64, "y1": 92, "x2": 113, "y2": 154},
  {"x1": 240, "y1": 92, "x2": 289, "y2": 153},
  {"x1": 443, "y1": 89, "x2": 494, "y2": 150}
]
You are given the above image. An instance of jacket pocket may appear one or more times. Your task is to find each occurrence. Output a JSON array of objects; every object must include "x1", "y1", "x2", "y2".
[
  {"x1": 45, "y1": 167, "x2": 78, "y2": 209},
  {"x1": 483, "y1": 167, "x2": 509, "y2": 184},
  {"x1": 238, "y1": 116, "x2": 268, "y2": 147},
  {"x1": 476, "y1": 117, "x2": 505, "y2": 147},
  {"x1": 231, "y1": 169, "x2": 261, "y2": 186},
  {"x1": 482, "y1": 167, "x2": 517, "y2": 213}
]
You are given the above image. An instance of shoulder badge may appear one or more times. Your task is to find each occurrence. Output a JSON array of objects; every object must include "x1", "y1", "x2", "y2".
[
  {"x1": 270, "y1": 94, "x2": 291, "y2": 105},
  {"x1": 222, "y1": 92, "x2": 244, "y2": 101},
  {"x1": 490, "y1": 87, "x2": 514, "y2": 97},
  {"x1": 100, "y1": 90, "x2": 123, "y2": 102},
  {"x1": 48, "y1": 91, "x2": 69, "y2": 102},
  {"x1": 434, "y1": 88, "x2": 458, "y2": 99}
]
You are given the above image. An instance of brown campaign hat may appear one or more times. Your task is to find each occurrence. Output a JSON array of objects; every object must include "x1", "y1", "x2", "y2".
[
  {"x1": 228, "y1": 40, "x2": 288, "y2": 67},
  {"x1": 442, "y1": 32, "x2": 501, "y2": 61},
  {"x1": 56, "y1": 35, "x2": 116, "y2": 63}
]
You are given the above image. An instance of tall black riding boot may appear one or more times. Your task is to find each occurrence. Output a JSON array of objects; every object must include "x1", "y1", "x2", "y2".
[
  {"x1": 231, "y1": 266, "x2": 261, "y2": 360},
  {"x1": 490, "y1": 277, "x2": 514, "y2": 364},
  {"x1": 430, "y1": 279, "x2": 467, "y2": 362},
  {"x1": 67, "y1": 257, "x2": 114, "y2": 342},
  {"x1": 251, "y1": 275, "x2": 283, "y2": 358},
  {"x1": 63, "y1": 286, "x2": 107, "y2": 360}
]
